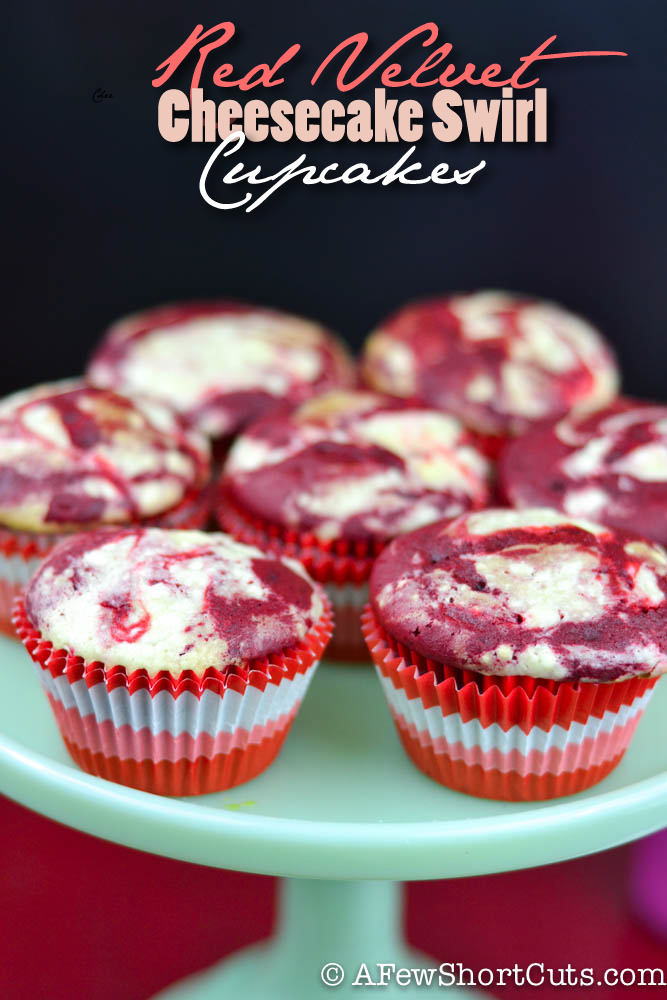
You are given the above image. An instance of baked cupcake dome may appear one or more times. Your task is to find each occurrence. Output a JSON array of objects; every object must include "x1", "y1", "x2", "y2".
[
  {"x1": 363, "y1": 508, "x2": 666, "y2": 800},
  {"x1": 218, "y1": 390, "x2": 491, "y2": 660},
  {"x1": 361, "y1": 291, "x2": 619, "y2": 448},
  {"x1": 15, "y1": 527, "x2": 332, "y2": 794},
  {"x1": 0, "y1": 380, "x2": 210, "y2": 533},
  {"x1": 499, "y1": 400, "x2": 667, "y2": 546},
  {"x1": 87, "y1": 301, "x2": 355, "y2": 442},
  {"x1": 369, "y1": 507, "x2": 667, "y2": 681},
  {"x1": 0, "y1": 380, "x2": 211, "y2": 635}
]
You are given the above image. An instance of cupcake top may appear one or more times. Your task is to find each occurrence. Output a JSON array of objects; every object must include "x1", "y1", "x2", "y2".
[
  {"x1": 88, "y1": 301, "x2": 355, "y2": 440},
  {"x1": 500, "y1": 401, "x2": 667, "y2": 545},
  {"x1": 0, "y1": 381, "x2": 210, "y2": 533},
  {"x1": 222, "y1": 391, "x2": 491, "y2": 542},
  {"x1": 369, "y1": 507, "x2": 667, "y2": 681},
  {"x1": 361, "y1": 291, "x2": 619, "y2": 438},
  {"x1": 25, "y1": 528, "x2": 326, "y2": 675}
]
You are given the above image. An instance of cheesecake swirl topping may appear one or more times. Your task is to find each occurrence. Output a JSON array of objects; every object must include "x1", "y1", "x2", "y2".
[
  {"x1": 25, "y1": 528, "x2": 326, "y2": 675},
  {"x1": 362, "y1": 291, "x2": 619, "y2": 437},
  {"x1": 223, "y1": 391, "x2": 491, "y2": 542},
  {"x1": 370, "y1": 508, "x2": 667, "y2": 681},
  {"x1": 0, "y1": 381, "x2": 210, "y2": 532},
  {"x1": 500, "y1": 401, "x2": 667, "y2": 545},
  {"x1": 88, "y1": 302, "x2": 354, "y2": 439}
]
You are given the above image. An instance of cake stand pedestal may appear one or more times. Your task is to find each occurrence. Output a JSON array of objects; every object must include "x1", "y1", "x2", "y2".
[
  {"x1": 0, "y1": 637, "x2": 665, "y2": 998},
  {"x1": 158, "y1": 879, "x2": 453, "y2": 999}
]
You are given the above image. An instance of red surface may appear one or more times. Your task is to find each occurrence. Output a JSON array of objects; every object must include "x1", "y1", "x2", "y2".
[{"x1": 0, "y1": 796, "x2": 664, "y2": 999}]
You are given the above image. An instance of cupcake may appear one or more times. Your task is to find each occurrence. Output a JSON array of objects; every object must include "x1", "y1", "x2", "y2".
[
  {"x1": 361, "y1": 291, "x2": 619, "y2": 457},
  {"x1": 14, "y1": 527, "x2": 332, "y2": 795},
  {"x1": 362, "y1": 508, "x2": 667, "y2": 800},
  {"x1": 0, "y1": 380, "x2": 211, "y2": 635},
  {"x1": 499, "y1": 400, "x2": 667, "y2": 545},
  {"x1": 217, "y1": 390, "x2": 491, "y2": 660},
  {"x1": 87, "y1": 301, "x2": 355, "y2": 450}
]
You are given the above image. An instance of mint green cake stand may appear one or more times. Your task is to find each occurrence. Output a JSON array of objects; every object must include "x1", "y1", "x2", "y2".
[{"x1": 1, "y1": 635, "x2": 666, "y2": 998}]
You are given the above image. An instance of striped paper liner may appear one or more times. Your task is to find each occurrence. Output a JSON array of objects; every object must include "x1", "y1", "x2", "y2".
[
  {"x1": 361, "y1": 606, "x2": 658, "y2": 801},
  {"x1": 13, "y1": 598, "x2": 333, "y2": 796},
  {"x1": 320, "y1": 581, "x2": 370, "y2": 662},
  {"x1": 468, "y1": 429, "x2": 508, "y2": 462}
]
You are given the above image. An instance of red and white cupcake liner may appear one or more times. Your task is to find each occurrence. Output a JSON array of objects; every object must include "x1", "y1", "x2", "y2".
[
  {"x1": 323, "y1": 581, "x2": 371, "y2": 662},
  {"x1": 468, "y1": 429, "x2": 508, "y2": 463},
  {"x1": 218, "y1": 492, "x2": 381, "y2": 661},
  {"x1": 13, "y1": 599, "x2": 333, "y2": 796},
  {"x1": 361, "y1": 607, "x2": 658, "y2": 801},
  {"x1": 0, "y1": 487, "x2": 211, "y2": 638},
  {"x1": 0, "y1": 531, "x2": 59, "y2": 638}
]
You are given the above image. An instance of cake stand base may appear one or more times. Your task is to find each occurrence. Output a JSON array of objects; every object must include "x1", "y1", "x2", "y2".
[{"x1": 154, "y1": 879, "x2": 488, "y2": 998}]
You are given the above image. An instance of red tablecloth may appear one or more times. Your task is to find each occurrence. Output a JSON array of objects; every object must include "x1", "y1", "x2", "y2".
[{"x1": 0, "y1": 796, "x2": 664, "y2": 999}]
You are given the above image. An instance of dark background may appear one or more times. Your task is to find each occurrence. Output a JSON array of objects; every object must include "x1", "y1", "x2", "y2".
[{"x1": 5, "y1": 0, "x2": 666, "y2": 401}]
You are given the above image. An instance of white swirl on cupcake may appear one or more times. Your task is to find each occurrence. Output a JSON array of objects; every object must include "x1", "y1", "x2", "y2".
[
  {"x1": 88, "y1": 302, "x2": 354, "y2": 439},
  {"x1": 370, "y1": 508, "x2": 667, "y2": 681},
  {"x1": 362, "y1": 291, "x2": 619, "y2": 437},
  {"x1": 0, "y1": 381, "x2": 210, "y2": 532},
  {"x1": 222, "y1": 391, "x2": 491, "y2": 541},
  {"x1": 499, "y1": 401, "x2": 667, "y2": 544},
  {"x1": 25, "y1": 528, "x2": 326, "y2": 675}
]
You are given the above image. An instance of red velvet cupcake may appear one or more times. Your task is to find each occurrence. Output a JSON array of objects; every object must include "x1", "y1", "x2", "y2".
[
  {"x1": 363, "y1": 508, "x2": 667, "y2": 800},
  {"x1": 14, "y1": 527, "x2": 332, "y2": 795},
  {"x1": 217, "y1": 391, "x2": 491, "y2": 660},
  {"x1": 361, "y1": 291, "x2": 619, "y2": 458},
  {"x1": 0, "y1": 380, "x2": 211, "y2": 635},
  {"x1": 87, "y1": 301, "x2": 355, "y2": 450},
  {"x1": 499, "y1": 400, "x2": 667, "y2": 546}
]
